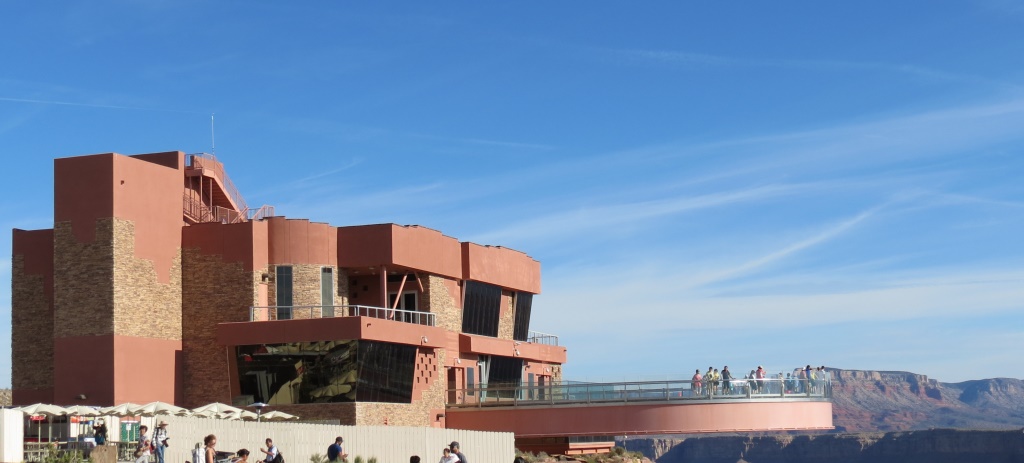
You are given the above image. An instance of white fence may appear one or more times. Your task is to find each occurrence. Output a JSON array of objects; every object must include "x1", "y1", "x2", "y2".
[{"x1": 150, "y1": 416, "x2": 514, "y2": 463}]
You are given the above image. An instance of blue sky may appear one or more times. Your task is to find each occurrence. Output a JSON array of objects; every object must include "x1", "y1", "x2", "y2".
[{"x1": 2, "y1": 2, "x2": 1024, "y2": 386}]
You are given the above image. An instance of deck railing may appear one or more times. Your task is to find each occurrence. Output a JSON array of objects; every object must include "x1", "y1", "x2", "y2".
[
  {"x1": 526, "y1": 330, "x2": 559, "y2": 346},
  {"x1": 447, "y1": 377, "x2": 832, "y2": 407},
  {"x1": 249, "y1": 304, "x2": 436, "y2": 326},
  {"x1": 187, "y1": 153, "x2": 248, "y2": 212}
]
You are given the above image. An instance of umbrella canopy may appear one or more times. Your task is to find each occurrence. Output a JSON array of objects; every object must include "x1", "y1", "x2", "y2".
[
  {"x1": 99, "y1": 403, "x2": 143, "y2": 417},
  {"x1": 132, "y1": 401, "x2": 192, "y2": 417},
  {"x1": 191, "y1": 402, "x2": 245, "y2": 418},
  {"x1": 260, "y1": 411, "x2": 299, "y2": 421},
  {"x1": 219, "y1": 409, "x2": 259, "y2": 421},
  {"x1": 63, "y1": 405, "x2": 101, "y2": 416},
  {"x1": 17, "y1": 403, "x2": 67, "y2": 417}
]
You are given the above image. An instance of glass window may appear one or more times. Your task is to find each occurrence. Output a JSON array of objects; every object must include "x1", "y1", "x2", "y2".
[
  {"x1": 462, "y1": 281, "x2": 501, "y2": 337},
  {"x1": 276, "y1": 266, "x2": 293, "y2": 319},
  {"x1": 512, "y1": 292, "x2": 533, "y2": 341},
  {"x1": 322, "y1": 267, "x2": 334, "y2": 317},
  {"x1": 467, "y1": 367, "x2": 475, "y2": 396},
  {"x1": 235, "y1": 340, "x2": 417, "y2": 404}
]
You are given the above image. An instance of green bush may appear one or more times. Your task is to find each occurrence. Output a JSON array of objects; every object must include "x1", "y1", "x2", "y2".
[
  {"x1": 367, "y1": 457, "x2": 377, "y2": 463},
  {"x1": 309, "y1": 454, "x2": 327, "y2": 463},
  {"x1": 353, "y1": 456, "x2": 364, "y2": 463}
]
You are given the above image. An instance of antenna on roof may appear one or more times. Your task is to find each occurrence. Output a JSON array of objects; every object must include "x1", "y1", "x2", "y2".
[{"x1": 211, "y1": 113, "x2": 216, "y2": 155}]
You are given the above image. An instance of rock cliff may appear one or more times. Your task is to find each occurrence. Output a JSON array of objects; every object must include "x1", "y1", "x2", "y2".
[
  {"x1": 623, "y1": 429, "x2": 1024, "y2": 463},
  {"x1": 830, "y1": 368, "x2": 1024, "y2": 432}
]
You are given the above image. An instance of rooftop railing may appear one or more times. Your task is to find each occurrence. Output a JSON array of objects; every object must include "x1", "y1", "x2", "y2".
[
  {"x1": 249, "y1": 304, "x2": 436, "y2": 327},
  {"x1": 187, "y1": 153, "x2": 248, "y2": 212},
  {"x1": 526, "y1": 330, "x2": 559, "y2": 346},
  {"x1": 447, "y1": 377, "x2": 831, "y2": 407}
]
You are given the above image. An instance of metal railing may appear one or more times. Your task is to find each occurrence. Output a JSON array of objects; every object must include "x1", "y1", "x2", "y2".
[
  {"x1": 249, "y1": 304, "x2": 436, "y2": 326},
  {"x1": 447, "y1": 378, "x2": 831, "y2": 407},
  {"x1": 184, "y1": 194, "x2": 275, "y2": 224},
  {"x1": 187, "y1": 153, "x2": 248, "y2": 212},
  {"x1": 526, "y1": 330, "x2": 559, "y2": 346}
]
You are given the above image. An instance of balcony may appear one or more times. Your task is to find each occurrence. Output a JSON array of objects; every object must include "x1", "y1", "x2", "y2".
[
  {"x1": 248, "y1": 304, "x2": 436, "y2": 327},
  {"x1": 527, "y1": 330, "x2": 559, "y2": 346}
]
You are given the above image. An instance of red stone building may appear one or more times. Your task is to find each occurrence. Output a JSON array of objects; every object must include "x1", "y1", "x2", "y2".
[{"x1": 11, "y1": 151, "x2": 566, "y2": 428}]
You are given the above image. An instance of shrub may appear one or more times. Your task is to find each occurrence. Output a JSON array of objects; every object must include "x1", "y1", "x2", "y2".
[
  {"x1": 367, "y1": 457, "x2": 378, "y2": 463},
  {"x1": 353, "y1": 456, "x2": 364, "y2": 463},
  {"x1": 309, "y1": 454, "x2": 327, "y2": 463}
]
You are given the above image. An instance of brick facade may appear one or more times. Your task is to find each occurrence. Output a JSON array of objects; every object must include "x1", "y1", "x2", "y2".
[
  {"x1": 181, "y1": 248, "x2": 261, "y2": 408},
  {"x1": 112, "y1": 219, "x2": 182, "y2": 340},
  {"x1": 11, "y1": 255, "x2": 54, "y2": 392},
  {"x1": 267, "y1": 264, "x2": 347, "y2": 319},
  {"x1": 53, "y1": 220, "x2": 116, "y2": 338},
  {"x1": 424, "y1": 275, "x2": 461, "y2": 332}
]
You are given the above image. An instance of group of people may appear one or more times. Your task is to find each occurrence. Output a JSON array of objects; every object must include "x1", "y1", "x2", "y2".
[
  {"x1": 690, "y1": 365, "x2": 830, "y2": 396},
  {"x1": 133, "y1": 425, "x2": 468, "y2": 463},
  {"x1": 411, "y1": 441, "x2": 469, "y2": 463}
]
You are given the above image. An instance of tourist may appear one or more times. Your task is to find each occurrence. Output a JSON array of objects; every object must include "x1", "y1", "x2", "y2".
[
  {"x1": 93, "y1": 419, "x2": 108, "y2": 445},
  {"x1": 439, "y1": 447, "x2": 459, "y2": 463},
  {"x1": 449, "y1": 441, "x2": 468, "y2": 463},
  {"x1": 804, "y1": 365, "x2": 813, "y2": 394},
  {"x1": 260, "y1": 438, "x2": 279, "y2": 463},
  {"x1": 135, "y1": 425, "x2": 151, "y2": 463},
  {"x1": 755, "y1": 366, "x2": 766, "y2": 393},
  {"x1": 721, "y1": 366, "x2": 733, "y2": 395},
  {"x1": 748, "y1": 370, "x2": 757, "y2": 393},
  {"x1": 705, "y1": 367, "x2": 714, "y2": 396},
  {"x1": 411, "y1": 457, "x2": 421, "y2": 463},
  {"x1": 153, "y1": 421, "x2": 170, "y2": 463},
  {"x1": 204, "y1": 435, "x2": 218, "y2": 463},
  {"x1": 691, "y1": 369, "x2": 702, "y2": 397},
  {"x1": 328, "y1": 436, "x2": 348, "y2": 463},
  {"x1": 234, "y1": 449, "x2": 251, "y2": 463},
  {"x1": 711, "y1": 369, "x2": 721, "y2": 396}
]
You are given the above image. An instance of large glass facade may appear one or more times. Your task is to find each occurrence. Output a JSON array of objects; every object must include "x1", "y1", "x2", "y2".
[
  {"x1": 512, "y1": 292, "x2": 533, "y2": 342},
  {"x1": 462, "y1": 281, "x2": 501, "y2": 337},
  {"x1": 235, "y1": 340, "x2": 417, "y2": 404}
]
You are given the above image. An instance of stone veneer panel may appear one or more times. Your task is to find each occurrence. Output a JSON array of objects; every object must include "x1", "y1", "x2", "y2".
[
  {"x1": 267, "y1": 403, "x2": 357, "y2": 424},
  {"x1": 268, "y1": 264, "x2": 347, "y2": 319},
  {"x1": 424, "y1": 275, "x2": 461, "y2": 332},
  {"x1": 112, "y1": 219, "x2": 182, "y2": 340},
  {"x1": 53, "y1": 220, "x2": 116, "y2": 338},
  {"x1": 181, "y1": 248, "x2": 261, "y2": 407},
  {"x1": 11, "y1": 256, "x2": 54, "y2": 391},
  {"x1": 497, "y1": 291, "x2": 515, "y2": 340}
]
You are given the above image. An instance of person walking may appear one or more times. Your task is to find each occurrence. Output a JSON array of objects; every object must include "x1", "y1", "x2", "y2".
[
  {"x1": 204, "y1": 435, "x2": 218, "y2": 463},
  {"x1": 260, "y1": 438, "x2": 279, "y2": 463},
  {"x1": 327, "y1": 437, "x2": 347, "y2": 463},
  {"x1": 449, "y1": 441, "x2": 468, "y2": 463},
  {"x1": 153, "y1": 421, "x2": 170, "y2": 463},
  {"x1": 439, "y1": 448, "x2": 460, "y2": 463},
  {"x1": 135, "y1": 425, "x2": 151, "y2": 463}
]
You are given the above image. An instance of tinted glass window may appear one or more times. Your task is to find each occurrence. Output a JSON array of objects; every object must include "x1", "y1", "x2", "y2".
[
  {"x1": 276, "y1": 266, "x2": 293, "y2": 319},
  {"x1": 512, "y1": 292, "x2": 533, "y2": 341},
  {"x1": 462, "y1": 281, "x2": 501, "y2": 337}
]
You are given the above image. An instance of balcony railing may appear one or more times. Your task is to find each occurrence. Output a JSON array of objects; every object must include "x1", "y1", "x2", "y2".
[
  {"x1": 447, "y1": 377, "x2": 832, "y2": 407},
  {"x1": 249, "y1": 304, "x2": 436, "y2": 326},
  {"x1": 527, "y1": 330, "x2": 559, "y2": 346}
]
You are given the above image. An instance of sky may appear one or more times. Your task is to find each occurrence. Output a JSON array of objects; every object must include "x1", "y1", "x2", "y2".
[{"x1": 1, "y1": 2, "x2": 1024, "y2": 386}]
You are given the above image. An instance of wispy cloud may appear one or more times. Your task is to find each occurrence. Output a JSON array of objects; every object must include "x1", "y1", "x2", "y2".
[
  {"x1": 467, "y1": 183, "x2": 809, "y2": 245},
  {"x1": 0, "y1": 96, "x2": 206, "y2": 114}
]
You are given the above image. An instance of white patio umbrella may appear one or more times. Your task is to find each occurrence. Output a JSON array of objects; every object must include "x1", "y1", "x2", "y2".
[
  {"x1": 260, "y1": 411, "x2": 299, "y2": 421},
  {"x1": 63, "y1": 405, "x2": 101, "y2": 416},
  {"x1": 191, "y1": 403, "x2": 245, "y2": 418},
  {"x1": 17, "y1": 403, "x2": 67, "y2": 443},
  {"x1": 218, "y1": 409, "x2": 259, "y2": 421},
  {"x1": 131, "y1": 401, "x2": 192, "y2": 417},
  {"x1": 99, "y1": 403, "x2": 143, "y2": 417}
]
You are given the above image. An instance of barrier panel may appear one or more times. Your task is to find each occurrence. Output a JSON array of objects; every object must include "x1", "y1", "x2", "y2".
[{"x1": 146, "y1": 416, "x2": 513, "y2": 463}]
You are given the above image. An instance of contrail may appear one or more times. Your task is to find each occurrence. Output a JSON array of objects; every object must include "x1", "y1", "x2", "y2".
[{"x1": 0, "y1": 96, "x2": 206, "y2": 114}]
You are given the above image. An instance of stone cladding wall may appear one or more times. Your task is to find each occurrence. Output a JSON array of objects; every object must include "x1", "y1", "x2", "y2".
[
  {"x1": 11, "y1": 255, "x2": 54, "y2": 391},
  {"x1": 423, "y1": 275, "x2": 461, "y2": 332},
  {"x1": 497, "y1": 292, "x2": 515, "y2": 340},
  {"x1": 267, "y1": 264, "x2": 346, "y2": 319},
  {"x1": 181, "y1": 248, "x2": 261, "y2": 408},
  {"x1": 53, "y1": 220, "x2": 115, "y2": 338},
  {"x1": 53, "y1": 218, "x2": 182, "y2": 340},
  {"x1": 112, "y1": 219, "x2": 182, "y2": 340}
]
